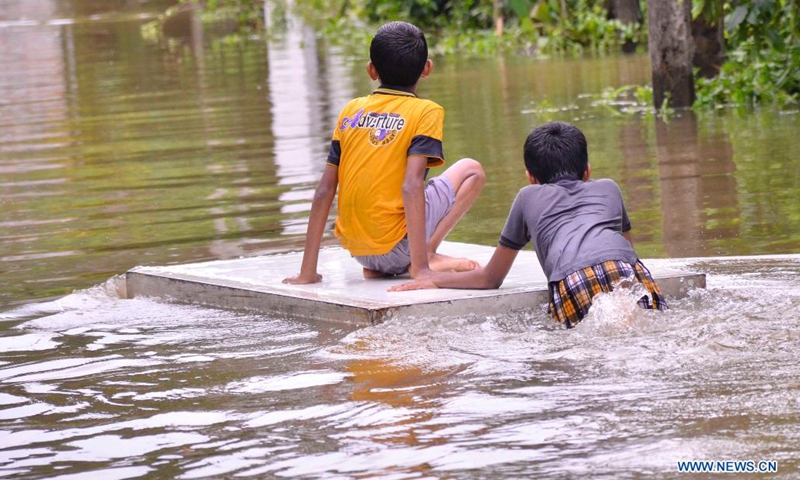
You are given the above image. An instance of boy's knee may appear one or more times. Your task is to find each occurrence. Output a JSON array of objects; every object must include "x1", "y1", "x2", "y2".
[
  {"x1": 456, "y1": 158, "x2": 486, "y2": 181},
  {"x1": 444, "y1": 158, "x2": 486, "y2": 192}
]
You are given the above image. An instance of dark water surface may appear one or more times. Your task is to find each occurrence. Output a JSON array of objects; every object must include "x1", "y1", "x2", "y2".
[{"x1": 1, "y1": 1, "x2": 799, "y2": 478}]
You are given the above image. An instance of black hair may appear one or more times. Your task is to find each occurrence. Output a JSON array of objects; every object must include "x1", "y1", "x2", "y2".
[
  {"x1": 523, "y1": 122, "x2": 589, "y2": 184},
  {"x1": 369, "y1": 21, "x2": 428, "y2": 87}
]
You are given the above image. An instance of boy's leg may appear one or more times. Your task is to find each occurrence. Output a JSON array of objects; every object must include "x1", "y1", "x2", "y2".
[
  {"x1": 633, "y1": 260, "x2": 669, "y2": 310},
  {"x1": 354, "y1": 240, "x2": 411, "y2": 278},
  {"x1": 426, "y1": 158, "x2": 486, "y2": 272},
  {"x1": 362, "y1": 268, "x2": 391, "y2": 279},
  {"x1": 354, "y1": 159, "x2": 485, "y2": 278}
]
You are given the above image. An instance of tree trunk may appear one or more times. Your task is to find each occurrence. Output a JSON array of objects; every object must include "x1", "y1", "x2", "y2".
[
  {"x1": 612, "y1": 0, "x2": 641, "y2": 24},
  {"x1": 692, "y1": 0, "x2": 725, "y2": 78},
  {"x1": 610, "y1": 0, "x2": 641, "y2": 53},
  {"x1": 493, "y1": 0, "x2": 504, "y2": 36},
  {"x1": 646, "y1": 0, "x2": 695, "y2": 109}
]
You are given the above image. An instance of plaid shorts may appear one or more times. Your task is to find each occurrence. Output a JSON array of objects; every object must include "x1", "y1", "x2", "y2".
[{"x1": 548, "y1": 259, "x2": 668, "y2": 328}]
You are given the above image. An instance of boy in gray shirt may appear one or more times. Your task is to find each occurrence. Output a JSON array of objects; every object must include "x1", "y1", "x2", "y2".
[{"x1": 391, "y1": 121, "x2": 667, "y2": 327}]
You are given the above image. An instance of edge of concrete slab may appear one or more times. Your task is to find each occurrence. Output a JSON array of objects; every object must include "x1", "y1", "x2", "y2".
[
  {"x1": 125, "y1": 269, "x2": 557, "y2": 326},
  {"x1": 125, "y1": 270, "x2": 385, "y2": 326},
  {"x1": 125, "y1": 258, "x2": 705, "y2": 325}
]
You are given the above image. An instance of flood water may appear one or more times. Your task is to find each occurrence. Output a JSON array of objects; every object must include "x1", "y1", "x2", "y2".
[{"x1": 1, "y1": 1, "x2": 799, "y2": 478}]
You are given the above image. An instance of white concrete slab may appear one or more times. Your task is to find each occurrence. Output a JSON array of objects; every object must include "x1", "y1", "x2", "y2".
[{"x1": 124, "y1": 241, "x2": 705, "y2": 326}]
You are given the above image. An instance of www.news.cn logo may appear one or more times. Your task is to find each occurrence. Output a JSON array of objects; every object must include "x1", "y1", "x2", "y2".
[{"x1": 677, "y1": 460, "x2": 778, "y2": 473}]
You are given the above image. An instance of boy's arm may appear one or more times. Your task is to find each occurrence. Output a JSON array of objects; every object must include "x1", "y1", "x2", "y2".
[
  {"x1": 623, "y1": 230, "x2": 633, "y2": 245},
  {"x1": 389, "y1": 244, "x2": 519, "y2": 291},
  {"x1": 283, "y1": 164, "x2": 338, "y2": 284},
  {"x1": 404, "y1": 154, "x2": 432, "y2": 279}
]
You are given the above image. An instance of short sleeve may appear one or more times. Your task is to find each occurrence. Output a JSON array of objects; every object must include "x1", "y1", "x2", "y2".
[
  {"x1": 326, "y1": 108, "x2": 347, "y2": 167},
  {"x1": 408, "y1": 105, "x2": 444, "y2": 167},
  {"x1": 326, "y1": 140, "x2": 341, "y2": 167},
  {"x1": 622, "y1": 203, "x2": 631, "y2": 232},
  {"x1": 611, "y1": 180, "x2": 632, "y2": 232},
  {"x1": 499, "y1": 190, "x2": 530, "y2": 250}
]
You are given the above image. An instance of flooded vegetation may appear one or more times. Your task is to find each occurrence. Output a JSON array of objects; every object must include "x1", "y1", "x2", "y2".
[{"x1": 1, "y1": 1, "x2": 799, "y2": 478}]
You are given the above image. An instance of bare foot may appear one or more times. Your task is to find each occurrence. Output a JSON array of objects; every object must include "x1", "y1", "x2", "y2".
[
  {"x1": 363, "y1": 267, "x2": 392, "y2": 279},
  {"x1": 429, "y1": 253, "x2": 480, "y2": 272}
]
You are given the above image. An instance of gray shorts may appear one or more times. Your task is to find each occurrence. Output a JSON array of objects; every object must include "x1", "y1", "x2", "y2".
[{"x1": 354, "y1": 175, "x2": 456, "y2": 275}]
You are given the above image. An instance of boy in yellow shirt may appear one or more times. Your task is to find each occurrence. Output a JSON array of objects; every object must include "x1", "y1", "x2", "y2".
[{"x1": 284, "y1": 21, "x2": 485, "y2": 284}]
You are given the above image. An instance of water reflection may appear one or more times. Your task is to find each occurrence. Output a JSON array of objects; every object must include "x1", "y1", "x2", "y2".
[
  {"x1": 655, "y1": 114, "x2": 738, "y2": 257},
  {"x1": 265, "y1": 2, "x2": 349, "y2": 237},
  {"x1": 616, "y1": 120, "x2": 659, "y2": 246}
]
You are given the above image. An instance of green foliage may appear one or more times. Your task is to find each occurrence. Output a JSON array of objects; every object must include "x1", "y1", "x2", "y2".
[
  {"x1": 182, "y1": 0, "x2": 796, "y2": 108},
  {"x1": 724, "y1": 0, "x2": 797, "y2": 49},
  {"x1": 189, "y1": 0, "x2": 264, "y2": 29},
  {"x1": 492, "y1": 0, "x2": 647, "y2": 55},
  {"x1": 591, "y1": 84, "x2": 674, "y2": 119},
  {"x1": 694, "y1": 0, "x2": 799, "y2": 107},
  {"x1": 142, "y1": 0, "x2": 265, "y2": 43},
  {"x1": 296, "y1": 0, "x2": 647, "y2": 57},
  {"x1": 695, "y1": 41, "x2": 799, "y2": 107},
  {"x1": 527, "y1": 0, "x2": 646, "y2": 54},
  {"x1": 359, "y1": 0, "x2": 494, "y2": 30},
  {"x1": 433, "y1": 29, "x2": 513, "y2": 56}
]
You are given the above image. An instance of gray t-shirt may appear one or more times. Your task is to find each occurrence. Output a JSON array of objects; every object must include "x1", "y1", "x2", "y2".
[{"x1": 499, "y1": 178, "x2": 637, "y2": 282}]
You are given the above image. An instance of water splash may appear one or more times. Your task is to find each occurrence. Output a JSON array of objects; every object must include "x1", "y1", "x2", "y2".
[
  {"x1": 580, "y1": 276, "x2": 654, "y2": 331},
  {"x1": 0, "y1": 275, "x2": 125, "y2": 324},
  {"x1": 2, "y1": 259, "x2": 800, "y2": 478}
]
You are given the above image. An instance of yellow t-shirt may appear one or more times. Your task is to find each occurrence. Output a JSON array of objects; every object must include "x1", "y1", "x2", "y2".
[{"x1": 327, "y1": 86, "x2": 445, "y2": 256}]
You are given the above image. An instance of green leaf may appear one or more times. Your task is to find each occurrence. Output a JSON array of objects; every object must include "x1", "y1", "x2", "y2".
[
  {"x1": 531, "y1": 2, "x2": 551, "y2": 23},
  {"x1": 691, "y1": 0, "x2": 706, "y2": 20},
  {"x1": 726, "y1": 5, "x2": 749, "y2": 33},
  {"x1": 509, "y1": 0, "x2": 530, "y2": 19}
]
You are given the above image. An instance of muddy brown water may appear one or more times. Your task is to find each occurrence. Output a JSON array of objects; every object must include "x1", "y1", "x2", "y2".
[{"x1": 1, "y1": 1, "x2": 799, "y2": 478}]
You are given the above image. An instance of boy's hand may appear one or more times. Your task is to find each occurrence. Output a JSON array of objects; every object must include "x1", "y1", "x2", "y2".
[
  {"x1": 388, "y1": 278, "x2": 438, "y2": 292},
  {"x1": 282, "y1": 273, "x2": 323, "y2": 285}
]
